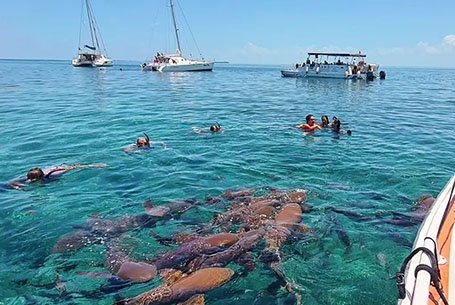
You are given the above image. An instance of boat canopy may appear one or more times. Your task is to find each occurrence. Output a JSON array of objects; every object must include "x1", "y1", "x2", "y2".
[{"x1": 308, "y1": 52, "x2": 366, "y2": 58}]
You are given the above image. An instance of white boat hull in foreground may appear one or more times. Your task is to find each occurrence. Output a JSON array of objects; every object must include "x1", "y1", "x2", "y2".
[{"x1": 397, "y1": 175, "x2": 455, "y2": 305}]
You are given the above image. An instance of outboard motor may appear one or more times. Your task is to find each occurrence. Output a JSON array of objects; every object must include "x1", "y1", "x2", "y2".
[
  {"x1": 379, "y1": 70, "x2": 386, "y2": 80},
  {"x1": 366, "y1": 71, "x2": 375, "y2": 81}
]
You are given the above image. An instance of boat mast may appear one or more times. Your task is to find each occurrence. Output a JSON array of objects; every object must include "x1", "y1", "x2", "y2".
[
  {"x1": 169, "y1": 0, "x2": 182, "y2": 55},
  {"x1": 85, "y1": 0, "x2": 100, "y2": 53}
]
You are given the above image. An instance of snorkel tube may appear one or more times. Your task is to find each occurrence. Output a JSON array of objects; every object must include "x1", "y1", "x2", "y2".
[{"x1": 143, "y1": 133, "x2": 150, "y2": 146}]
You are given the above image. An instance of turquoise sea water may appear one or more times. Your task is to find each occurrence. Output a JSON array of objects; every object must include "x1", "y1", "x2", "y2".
[{"x1": 0, "y1": 59, "x2": 454, "y2": 305}]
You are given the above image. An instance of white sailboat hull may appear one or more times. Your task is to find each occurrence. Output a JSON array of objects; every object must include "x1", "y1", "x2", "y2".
[
  {"x1": 72, "y1": 0, "x2": 113, "y2": 67},
  {"x1": 159, "y1": 62, "x2": 213, "y2": 72},
  {"x1": 94, "y1": 55, "x2": 113, "y2": 67},
  {"x1": 142, "y1": 0, "x2": 213, "y2": 73},
  {"x1": 142, "y1": 55, "x2": 213, "y2": 72},
  {"x1": 72, "y1": 53, "x2": 94, "y2": 67},
  {"x1": 72, "y1": 54, "x2": 113, "y2": 68}
]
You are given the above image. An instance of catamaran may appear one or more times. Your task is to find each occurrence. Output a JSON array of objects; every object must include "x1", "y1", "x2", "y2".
[
  {"x1": 141, "y1": 0, "x2": 213, "y2": 72},
  {"x1": 72, "y1": 0, "x2": 113, "y2": 67},
  {"x1": 281, "y1": 52, "x2": 380, "y2": 80}
]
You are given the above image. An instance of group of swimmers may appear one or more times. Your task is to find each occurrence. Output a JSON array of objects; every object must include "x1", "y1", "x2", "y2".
[
  {"x1": 296, "y1": 114, "x2": 352, "y2": 135},
  {"x1": 6, "y1": 117, "x2": 350, "y2": 190},
  {"x1": 5, "y1": 123, "x2": 224, "y2": 190}
]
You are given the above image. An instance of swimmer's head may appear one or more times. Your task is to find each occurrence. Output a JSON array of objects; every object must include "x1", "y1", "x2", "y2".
[
  {"x1": 210, "y1": 122, "x2": 221, "y2": 132},
  {"x1": 27, "y1": 167, "x2": 44, "y2": 182},
  {"x1": 305, "y1": 114, "x2": 315, "y2": 124},
  {"x1": 321, "y1": 115, "x2": 329, "y2": 126},
  {"x1": 136, "y1": 133, "x2": 150, "y2": 148},
  {"x1": 333, "y1": 119, "x2": 341, "y2": 133},
  {"x1": 347, "y1": 130, "x2": 352, "y2": 136}
]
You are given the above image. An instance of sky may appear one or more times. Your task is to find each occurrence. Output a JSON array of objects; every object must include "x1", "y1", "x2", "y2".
[{"x1": 1, "y1": 0, "x2": 455, "y2": 67}]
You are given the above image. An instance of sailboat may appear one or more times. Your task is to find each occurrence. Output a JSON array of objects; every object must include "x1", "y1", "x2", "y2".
[
  {"x1": 141, "y1": 0, "x2": 214, "y2": 72},
  {"x1": 72, "y1": 0, "x2": 113, "y2": 67}
]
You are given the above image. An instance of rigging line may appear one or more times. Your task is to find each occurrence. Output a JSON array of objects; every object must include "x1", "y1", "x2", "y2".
[
  {"x1": 78, "y1": 0, "x2": 84, "y2": 50},
  {"x1": 175, "y1": 0, "x2": 203, "y2": 59},
  {"x1": 85, "y1": 0, "x2": 96, "y2": 50},
  {"x1": 88, "y1": 0, "x2": 107, "y2": 54},
  {"x1": 145, "y1": 2, "x2": 162, "y2": 61},
  {"x1": 170, "y1": 0, "x2": 182, "y2": 54},
  {"x1": 87, "y1": 0, "x2": 100, "y2": 52}
]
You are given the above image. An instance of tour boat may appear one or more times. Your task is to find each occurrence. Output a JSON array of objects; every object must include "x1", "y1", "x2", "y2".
[
  {"x1": 396, "y1": 175, "x2": 455, "y2": 305},
  {"x1": 281, "y1": 52, "x2": 380, "y2": 80}
]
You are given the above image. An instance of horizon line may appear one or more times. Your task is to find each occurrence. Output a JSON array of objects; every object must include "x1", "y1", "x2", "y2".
[{"x1": 1, "y1": 57, "x2": 455, "y2": 70}]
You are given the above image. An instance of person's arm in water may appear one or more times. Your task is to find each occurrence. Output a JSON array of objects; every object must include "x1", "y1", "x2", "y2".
[
  {"x1": 296, "y1": 123, "x2": 321, "y2": 132},
  {"x1": 8, "y1": 180, "x2": 26, "y2": 190},
  {"x1": 44, "y1": 163, "x2": 107, "y2": 178},
  {"x1": 151, "y1": 141, "x2": 167, "y2": 149}
]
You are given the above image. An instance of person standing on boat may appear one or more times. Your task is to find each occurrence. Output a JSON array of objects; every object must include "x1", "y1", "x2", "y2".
[{"x1": 296, "y1": 114, "x2": 321, "y2": 132}]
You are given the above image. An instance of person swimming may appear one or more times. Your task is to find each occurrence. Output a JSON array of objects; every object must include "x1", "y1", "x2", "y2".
[
  {"x1": 296, "y1": 114, "x2": 321, "y2": 132},
  {"x1": 210, "y1": 122, "x2": 222, "y2": 132},
  {"x1": 332, "y1": 118, "x2": 341, "y2": 133},
  {"x1": 7, "y1": 163, "x2": 107, "y2": 190},
  {"x1": 136, "y1": 133, "x2": 151, "y2": 148},
  {"x1": 124, "y1": 133, "x2": 166, "y2": 152},
  {"x1": 321, "y1": 115, "x2": 330, "y2": 128},
  {"x1": 193, "y1": 122, "x2": 223, "y2": 134},
  {"x1": 331, "y1": 117, "x2": 352, "y2": 135}
]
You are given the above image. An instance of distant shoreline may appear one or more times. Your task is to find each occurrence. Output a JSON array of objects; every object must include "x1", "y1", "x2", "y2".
[{"x1": 0, "y1": 58, "x2": 454, "y2": 69}]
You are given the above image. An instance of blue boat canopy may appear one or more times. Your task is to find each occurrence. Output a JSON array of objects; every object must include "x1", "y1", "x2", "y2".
[
  {"x1": 84, "y1": 45, "x2": 96, "y2": 50},
  {"x1": 308, "y1": 52, "x2": 366, "y2": 58}
]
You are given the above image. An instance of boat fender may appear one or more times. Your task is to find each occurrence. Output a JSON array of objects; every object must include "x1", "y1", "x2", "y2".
[
  {"x1": 305, "y1": 66, "x2": 309, "y2": 73},
  {"x1": 316, "y1": 66, "x2": 320, "y2": 73}
]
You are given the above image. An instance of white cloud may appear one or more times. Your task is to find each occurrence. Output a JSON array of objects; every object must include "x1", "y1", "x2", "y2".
[
  {"x1": 417, "y1": 41, "x2": 440, "y2": 54},
  {"x1": 417, "y1": 34, "x2": 455, "y2": 54},
  {"x1": 241, "y1": 42, "x2": 271, "y2": 56},
  {"x1": 441, "y1": 35, "x2": 455, "y2": 50}
]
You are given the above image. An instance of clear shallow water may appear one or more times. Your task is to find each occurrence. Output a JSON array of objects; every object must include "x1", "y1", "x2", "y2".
[{"x1": 0, "y1": 59, "x2": 454, "y2": 305}]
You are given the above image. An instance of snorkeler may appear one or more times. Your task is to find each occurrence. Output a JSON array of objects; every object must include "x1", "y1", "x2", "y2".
[
  {"x1": 210, "y1": 122, "x2": 222, "y2": 133},
  {"x1": 7, "y1": 163, "x2": 107, "y2": 190},
  {"x1": 124, "y1": 133, "x2": 166, "y2": 153},
  {"x1": 193, "y1": 122, "x2": 223, "y2": 134},
  {"x1": 136, "y1": 133, "x2": 151, "y2": 148},
  {"x1": 296, "y1": 114, "x2": 321, "y2": 132}
]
